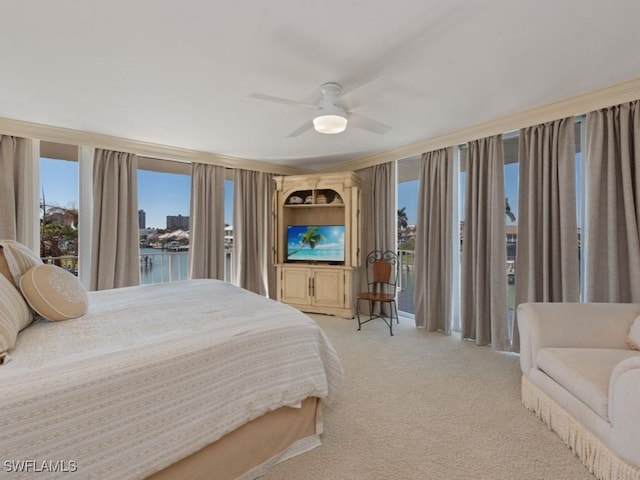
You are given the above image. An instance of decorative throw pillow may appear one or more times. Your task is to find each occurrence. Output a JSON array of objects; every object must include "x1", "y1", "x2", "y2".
[
  {"x1": 627, "y1": 315, "x2": 640, "y2": 350},
  {"x1": 19, "y1": 264, "x2": 88, "y2": 321},
  {"x1": 0, "y1": 240, "x2": 43, "y2": 287},
  {"x1": 0, "y1": 274, "x2": 32, "y2": 356},
  {"x1": 0, "y1": 247, "x2": 12, "y2": 284}
]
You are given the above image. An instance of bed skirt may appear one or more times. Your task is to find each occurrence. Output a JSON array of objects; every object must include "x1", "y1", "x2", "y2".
[
  {"x1": 521, "y1": 376, "x2": 640, "y2": 480},
  {"x1": 147, "y1": 397, "x2": 322, "y2": 480}
]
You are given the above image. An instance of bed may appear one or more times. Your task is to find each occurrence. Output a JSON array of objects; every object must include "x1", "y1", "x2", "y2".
[{"x1": 0, "y1": 279, "x2": 343, "y2": 479}]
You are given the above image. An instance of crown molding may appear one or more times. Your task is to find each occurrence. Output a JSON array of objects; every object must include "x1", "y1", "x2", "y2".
[
  {"x1": 327, "y1": 76, "x2": 640, "y2": 173},
  {"x1": 3, "y1": 76, "x2": 640, "y2": 176},
  {"x1": 0, "y1": 116, "x2": 308, "y2": 176}
]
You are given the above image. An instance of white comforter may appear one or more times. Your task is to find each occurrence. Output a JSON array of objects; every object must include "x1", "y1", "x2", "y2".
[{"x1": 0, "y1": 280, "x2": 343, "y2": 479}]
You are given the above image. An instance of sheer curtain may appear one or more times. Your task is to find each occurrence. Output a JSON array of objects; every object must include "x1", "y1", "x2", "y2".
[
  {"x1": 0, "y1": 135, "x2": 38, "y2": 251},
  {"x1": 189, "y1": 163, "x2": 225, "y2": 280},
  {"x1": 232, "y1": 169, "x2": 275, "y2": 296},
  {"x1": 514, "y1": 118, "x2": 579, "y2": 351},
  {"x1": 586, "y1": 100, "x2": 640, "y2": 302},
  {"x1": 461, "y1": 135, "x2": 509, "y2": 350},
  {"x1": 90, "y1": 149, "x2": 140, "y2": 291},
  {"x1": 413, "y1": 148, "x2": 454, "y2": 333}
]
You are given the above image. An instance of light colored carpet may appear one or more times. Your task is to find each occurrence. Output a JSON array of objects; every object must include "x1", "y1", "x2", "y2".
[{"x1": 263, "y1": 314, "x2": 594, "y2": 480}]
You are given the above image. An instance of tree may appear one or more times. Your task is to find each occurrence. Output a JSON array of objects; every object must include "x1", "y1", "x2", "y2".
[
  {"x1": 40, "y1": 203, "x2": 78, "y2": 263},
  {"x1": 397, "y1": 207, "x2": 408, "y2": 231},
  {"x1": 398, "y1": 237, "x2": 415, "y2": 251},
  {"x1": 288, "y1": 226, "x2": 327, "y2": 256},
  {"x1": 45, "y1": 205, "x2": 78, "y2": 229},
  {"x1": 397, "y1": 207, "x2": 409, "y2": 245},
  {"x1": 505, "y1": 198, "x2": 516, "y2": 222},
  {"x1": 40, "y1": 222, "x2": 76, "y2": 258}
]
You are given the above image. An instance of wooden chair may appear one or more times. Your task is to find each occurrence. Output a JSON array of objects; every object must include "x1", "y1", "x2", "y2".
[{"x1": 356, "y1": 250, "x2": 399, "y2": 335}]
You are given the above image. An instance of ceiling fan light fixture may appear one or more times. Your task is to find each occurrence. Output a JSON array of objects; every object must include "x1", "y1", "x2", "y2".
[{"x1": 313, "y1": 110, "x2": 348, "y2": 134}]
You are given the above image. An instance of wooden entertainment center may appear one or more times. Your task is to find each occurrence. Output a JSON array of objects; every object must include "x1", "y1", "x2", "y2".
[{"x1": 273, "y1": 172, "x2": 361, "y2": 318}]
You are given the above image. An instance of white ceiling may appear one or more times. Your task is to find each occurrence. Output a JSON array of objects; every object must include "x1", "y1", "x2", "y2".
[{"x1": 1, "y1": 0, "x2": 640, "y2": 170}]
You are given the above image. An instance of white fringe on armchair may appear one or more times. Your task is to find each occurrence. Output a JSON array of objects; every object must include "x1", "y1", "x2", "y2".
[{"x1": 521, "y1": 377, "x2": 640, "y2": 480}]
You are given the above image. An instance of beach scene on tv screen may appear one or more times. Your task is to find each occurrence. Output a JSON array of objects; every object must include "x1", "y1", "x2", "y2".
[{"x1": 287, "y1": 225, "x2": 345, "y2": 262}]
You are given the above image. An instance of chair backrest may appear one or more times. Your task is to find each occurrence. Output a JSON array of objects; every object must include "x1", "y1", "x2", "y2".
[{"x1": 365, "y1": 250, "x2": 398, "y2": 295}]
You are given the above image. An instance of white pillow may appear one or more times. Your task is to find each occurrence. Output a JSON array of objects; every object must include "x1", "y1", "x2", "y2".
[
  {"x1": 19, "y1": 265, "x2": 88, "y2": 321},
  {"x1": 627, "y1": 315, "x2": 640, "y2": 350},
  {"x1": 0, "y1": 274, "x2": 32, "y2": 356}
]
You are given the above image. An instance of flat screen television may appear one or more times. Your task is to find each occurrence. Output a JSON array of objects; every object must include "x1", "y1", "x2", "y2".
[{"x1": 286, "y1": 225, "x2": 345, "y2": 263}]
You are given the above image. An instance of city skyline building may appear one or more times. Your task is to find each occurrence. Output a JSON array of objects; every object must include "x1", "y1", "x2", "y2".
[{"x1": 166, "y1": 214, "x2": 189, "y2": 230}]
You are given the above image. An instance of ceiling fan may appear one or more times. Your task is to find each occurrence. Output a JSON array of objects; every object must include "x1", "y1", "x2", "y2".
[{"x1": 249, "y1": 82, "x2": 392, "y2": 137}]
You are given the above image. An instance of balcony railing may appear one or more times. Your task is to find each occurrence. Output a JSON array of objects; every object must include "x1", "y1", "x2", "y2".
[
  {"x1": 41, "y1": 250, "x2": 234, "y2": 285},
  {"x1": 397, "y1": 249, "x2": 415, "y2": 315},
  {"x1": 139, "y1": 251, "x2": 189, "y2": 284},
  {"x1": 42, "y1": 255, "x2": 79, "y2": 275}
]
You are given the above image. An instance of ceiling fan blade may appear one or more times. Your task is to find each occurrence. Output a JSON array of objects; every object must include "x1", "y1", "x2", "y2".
[
  {"x1": 249, "y1": 93, "x2": 317, "y2": 109},
  {"x1": 340, "y1": 77, "x2": 383, "y2": 100},
  {"x1": 287, "y1": 120, "x2": 314, "y2": 138},
  {"x1": 348, "y1": 113, "x2": 391, "y2": 135}
]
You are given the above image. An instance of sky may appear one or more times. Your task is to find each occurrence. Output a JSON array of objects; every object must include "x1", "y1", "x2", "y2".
[
  {"x1": 40, "y1": 158, "x2": 234, "y2": 228},
  {"x1": 136, "y1": 171, "x2": 234, "y2": 228},
  {"x1": 397, "y1": 163, "x2": 520, "y2": 226},
  {"x1": 40, "y1": 158, "x2": 78, "y2": 212}
]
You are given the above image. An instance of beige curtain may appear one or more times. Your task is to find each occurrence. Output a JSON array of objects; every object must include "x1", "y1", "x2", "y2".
[
  {"x1": 189, "y1": 163, "x2": 225, "y2": 280},
  {"x1": 232, "y1": 169, "x2": 275, "y2": 296},
  {"x1": 514, "y1": 118, "x2": 579, "y2": 351},
  {"x1": 461, "y1": 135, "x2": 509, "y2": 350},
  {"x1": 0, "y1": 135, "x2": 34, "y2": 247},
  {"x1": 358, "y1": 162, "x2": 396, "y2": 254},
  {"x1": 355, "y1": 163, "x2": 396, "y2": 307},
  {"x1": 586, "y1": 100, "x2": 640, "y2": 302},
  {"x1": 90, "y1": 149, "x2": 140, "y2": 290},
  {"x1": 414, "y1": 148, "x2": 454, "y2": 333}
]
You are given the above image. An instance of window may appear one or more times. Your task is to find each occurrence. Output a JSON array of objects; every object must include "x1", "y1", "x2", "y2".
[
  {"x1": 136, "y1": 164, "x2": 234, "y2": 284},
  {"x1": 576, "y1": 117, "x2": 586, "y2": 300},
  {"x1": 397, "y1": 157, "x2": 420, "y2": 316},
  {"x1": 39, "y1": 157, "x2": 79, "y2": 274},
  {"x1": 37, "y1": 146, "x2": 234, "y2": 286},
  {"x1": 457, "y1": 156, "x2": 466, "y2": 333},
  {"x1": 138, "y1": 168, "x2": 191, "y2": 284},
  {"x1": 504, "y1": 141, "x2": 519, "y2": 336},
  {"x1": 224, "y1": 178, "x2": 234, "y2": 282}
]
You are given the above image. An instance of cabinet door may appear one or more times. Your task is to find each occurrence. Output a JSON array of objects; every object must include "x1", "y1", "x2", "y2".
[
  {"x1": 281, "y1": 267, "x2": 312, "y2": 306},
  {"x1": 312, "y1": 269, "x2": 345, "y2": 308}
]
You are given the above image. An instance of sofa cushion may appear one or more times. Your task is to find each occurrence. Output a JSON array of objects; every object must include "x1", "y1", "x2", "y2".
[{"x1": 536, "y1": 347, "x2": 640, "y2": 420}]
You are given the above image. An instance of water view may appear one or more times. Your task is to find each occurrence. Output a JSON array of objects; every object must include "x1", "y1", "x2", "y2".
[
  {"x1": 139, "y1": 247, "x2": 189, "y2": 284},
  {"x1": 139, "y1": 248, "x2": 233, "y2": 284}
]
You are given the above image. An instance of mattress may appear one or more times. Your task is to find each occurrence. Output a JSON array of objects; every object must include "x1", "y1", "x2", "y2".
[{"x1": 0, "y1": 279, "x2": 343, "y2": 479}]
